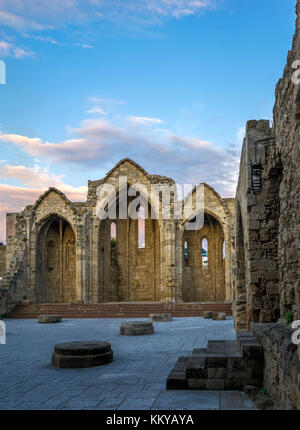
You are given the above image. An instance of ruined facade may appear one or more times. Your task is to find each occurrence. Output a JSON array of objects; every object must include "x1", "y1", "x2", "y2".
[
  {"x1": 0, "y1": 159, "x2": 235, "y2": 309},
  {"x1": 233, "y1": 0, "x2": 300, "y2": 409},
  {"x1": 0, "y1": 0, "x2": 299, "y2": 411}
]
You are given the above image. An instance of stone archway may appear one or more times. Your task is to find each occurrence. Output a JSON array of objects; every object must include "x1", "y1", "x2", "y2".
[
  {"x1": 182, "y1": 212, "x2": 226, "y2": 302},
  {"x1": 36, "y1": 215, "x2": 76, "y2": 303},
  {"x1": 98, "y1": 187, "x2": 161, "y2": 302}
]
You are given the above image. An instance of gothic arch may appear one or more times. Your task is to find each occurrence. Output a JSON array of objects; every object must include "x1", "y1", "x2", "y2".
[{"x1": 36, "y1": 214, "x2": 76, "y2": 303}]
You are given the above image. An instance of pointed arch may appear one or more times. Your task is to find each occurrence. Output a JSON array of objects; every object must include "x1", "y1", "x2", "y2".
[{"x1": 36, "y1": 214, "x2": 76, "y2": 303}]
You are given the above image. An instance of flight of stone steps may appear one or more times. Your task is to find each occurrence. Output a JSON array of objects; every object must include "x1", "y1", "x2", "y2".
[
  {"x1": 8, "y1": 302, "x2": 232, "y2": 319},
  {"x1": 166, "y1": 330, "x2": 264, "y2": 390}
]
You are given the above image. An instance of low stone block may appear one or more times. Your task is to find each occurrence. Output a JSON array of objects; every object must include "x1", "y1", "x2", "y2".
[
  {"x1": 230, "y1": 379, "x2": 247, "y2": 390},
  {"x1": 203, "y1": 311, "x2": 213, "y2": 319},
  {"x1": 120, "y1": 321, "x2": 154, "y2": 335},
  {"x1": 208, "y1": 368, "x2": 226, "y2": 379},
  {"x1": 207, "y1": 379, "x2": 225, "y2": 390},
  {"x1": 52, "y1": 341, "x2": 113, "y2": 369},
  {"x1": 186, "y1": 358, "x2": 206, "y2": 378},
  {"x1": 149, "y1": 313, "x2": 172, "y2": 322},
  {"x1": 205, "y1": 354, "x2": 227, "y2": 368},
  {"x1": 240, "y1": 342, "x2": 264, "y2": 361},
  {"x1": 212, "y1": 312, "x2": 226, "y2": 321},
  {"x1": 187, "y1": 379, "x2": 207, "y2": 389},
  {"x1": 52, "y1": 350, "x2": 113, "y2": 368},
  {"x1": 166, "y1": 374, "x2": 188, "y2": 390},
  {"x1": 228, "y1": 367, "x2": 252, "y2": 380},
  {"x1": 38, "y1": 314, "x2": 62, "y2": 324}
]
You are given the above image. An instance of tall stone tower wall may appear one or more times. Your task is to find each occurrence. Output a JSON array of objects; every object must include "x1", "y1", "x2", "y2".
[{"x1": 233, "y1": 0, "x2": 300, "y2": 409}]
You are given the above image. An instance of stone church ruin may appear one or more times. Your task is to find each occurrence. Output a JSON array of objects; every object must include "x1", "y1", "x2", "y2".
[{"x1": 1, "y1": 0, "x2": 300, "y2": 411}]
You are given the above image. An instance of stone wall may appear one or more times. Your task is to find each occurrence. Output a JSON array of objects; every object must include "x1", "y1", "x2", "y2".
[
  {"x1": 234, "y1": 0, "x2": 300, "y2": 327},
  {"x1": 233, "y1": 0, "x2": 300, "y2": 410},
  {"x1": 0, "y1": 243, "x2": 6, "y2": 277},
  {"x1": 253, "y1": 323, "x2": 300, "y2": 410},
  {"x1": 234, "y1": 120, "x2": 279, "y2": 330}
]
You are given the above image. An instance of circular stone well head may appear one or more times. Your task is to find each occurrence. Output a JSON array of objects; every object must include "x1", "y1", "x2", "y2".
[{"x1": 52, "y1": 341, "x2": 113, "y2": 368}]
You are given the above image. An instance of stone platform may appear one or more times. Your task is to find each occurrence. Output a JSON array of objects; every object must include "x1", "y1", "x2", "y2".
[
  {"x1": 166, "y1": 330, "x2": 264, "y2": 390},
  {"x1": 52, "y1": 341, "x2": 113, "y2": 368},
  {"x1": 120, "y1": 321, "x2": 154, "y2": 335}
]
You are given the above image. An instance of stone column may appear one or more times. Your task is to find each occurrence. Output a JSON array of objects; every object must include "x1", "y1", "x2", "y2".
[{"x1": 160, "y1": 219, "x2": 176, "y2": 302}]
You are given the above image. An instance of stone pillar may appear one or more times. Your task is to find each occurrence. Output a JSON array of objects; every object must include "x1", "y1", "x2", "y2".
[{"x1": 76, "y1": 224, "x2": 87, "y2": 304}]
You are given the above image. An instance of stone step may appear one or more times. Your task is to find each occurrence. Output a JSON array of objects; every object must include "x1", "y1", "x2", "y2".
[
  {"x1": 8, "y1": 302, "x2": 232, "y2": 319},
  {"x1": 166, "y1": 336, "x2": 264, "y2": 391},
  {"x1": 166, "y1": 357, "x2": 189, "y2": 389}
]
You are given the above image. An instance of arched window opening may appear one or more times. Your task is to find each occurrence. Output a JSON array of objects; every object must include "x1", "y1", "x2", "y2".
[
  {"x1": 184, "y1": 241, "x2": 189, "y2": 266},
  {"x1": 47, "y1": 240, "x2": 56, "y2": 272},
  {"x1": 110, "y1": 222, "x2": 117, "y2": 248},
  {"x1": 222, "y1": 240, "x2": 226, "y2": 262},
  {"x1": 138, "y1": 206, "x2": 145, "y2": 249},
  {"x1": 202, "y1": 238, "x2": 208, "y2": 268}
]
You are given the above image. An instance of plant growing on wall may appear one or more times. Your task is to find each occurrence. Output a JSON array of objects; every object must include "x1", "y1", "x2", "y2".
[{"x1": 285, "y1": 311, "x2": 294, "y2": 325}]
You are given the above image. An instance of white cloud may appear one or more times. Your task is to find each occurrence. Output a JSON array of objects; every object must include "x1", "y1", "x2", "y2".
[
  {"x1": 0, "y1": 0, "x2": 217, "y2": 33},
  {"x1": 128, "y1": 116, "x2": 163, "y2": 125},
  {"x1": 74, "y1": 43, "x2": 93, "y2": 49},
  {"x1": 87, "y1": 106, "x2": 107, "y2": 115},
  {"x1": 0, "y1": 40, "x2": 33, "y2": 58},
  {"x1": 0, "y1": 10, "x2": 48, "y2": 31}
]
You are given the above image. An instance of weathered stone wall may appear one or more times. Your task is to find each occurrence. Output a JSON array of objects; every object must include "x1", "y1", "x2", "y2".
[
  {"x1": 234, "y1": 120, "x2": 279, "y2": 330},
  {"x1": 253, "y1": 323, "x2": 300, "y2": 410},
  {"x1": 233, "y1": 0, "x2": 300, "y2": 410},
  {"x1": 0, "y1": 243, "x2": 6, "y2": 277},
  {"x1": 273, "y1": 1, "x2": 300, "y2": 321},
  {"x1": 234, "y1": 0, "x2": 300, "y2": 328}
]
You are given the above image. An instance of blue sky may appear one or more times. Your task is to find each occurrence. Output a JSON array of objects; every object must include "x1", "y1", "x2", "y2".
[{"x1": 0, "y1": 0, "x2": 296, "y2": 242}]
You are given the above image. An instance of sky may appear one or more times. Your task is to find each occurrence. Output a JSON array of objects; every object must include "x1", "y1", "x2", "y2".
[{"x1": 0, "y1": 0, "x2": 296, "y2": 243}]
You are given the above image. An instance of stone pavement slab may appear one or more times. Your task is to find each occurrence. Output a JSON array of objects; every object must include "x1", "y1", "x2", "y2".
[{"x1": 0, "y1": 317, "x2": 256, "y2": 410}]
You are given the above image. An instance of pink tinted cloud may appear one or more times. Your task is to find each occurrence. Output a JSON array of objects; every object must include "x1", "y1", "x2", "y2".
[
  {"x1": 0, "y1": 115, "x2": 240, "y2": 199},
  {"x1": 0, "y1": 184, "x2": 87, "y2": 244}
]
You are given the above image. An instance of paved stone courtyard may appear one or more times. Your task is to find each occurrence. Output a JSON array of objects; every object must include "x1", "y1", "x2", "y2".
[{"x1": 0, "y1": 317, "x2": 256, "y2": 410}]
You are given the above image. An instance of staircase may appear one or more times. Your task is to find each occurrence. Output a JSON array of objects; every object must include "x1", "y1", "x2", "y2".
[
  {"x1": 8, "y1": 302, "x2": 232, "y2": 319},
  {"x1": 166, "y1": 330, "x2": 264, "y2": 390}
]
